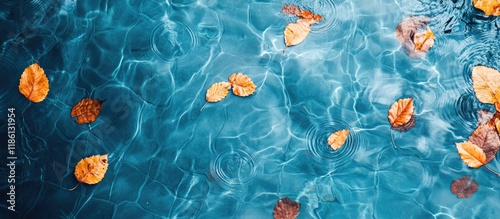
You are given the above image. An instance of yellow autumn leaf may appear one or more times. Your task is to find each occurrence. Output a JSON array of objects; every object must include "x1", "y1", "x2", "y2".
[
  {"x1": 471, "y1": 66, "x2": 500, "y2": 104},
  {"x1": 70, "y1": 154, "x2": 109, "y2": 191},
  {"x1": 414, "y1": 27, "x2": 435, "y2": 51},
  {"x1": 473, "y1": 0, "x2": 500, "y2": 16},
  {"x1": 18, "y1": 62, "x2": 50, "y2": 103},
  {"x1": 201, "y1": 81, "x2": 231, "y2": 111},
  {"x1": 327, "y1": 129, "x2": 349, "y2": 150},
  {"x1": 456, "y1": 141, "x2": 486, "y2": 168},
  {"x1": 228, "y1": 73, "x2": 257, "y2": 97},
  {"x1": 284, "y1": 19, "x2": 312, "y2": 47}
]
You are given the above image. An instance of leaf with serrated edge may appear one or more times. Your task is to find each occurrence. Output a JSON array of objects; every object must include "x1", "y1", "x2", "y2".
[
  {"x1": 228, "y1": 73, "x2": 256, "y2": 97},
  {"x1": 206, "y1": 82, "x2": 231, "y2": 102},
  {"x1": 19, "y1": 63, "x2": 50, "y2": 103}
]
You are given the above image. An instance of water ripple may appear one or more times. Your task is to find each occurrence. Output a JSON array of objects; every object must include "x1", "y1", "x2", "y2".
[
  {"x1": 284, "y1": 0, "x2": 340, "y2": 33},
  {"x1": 150, "y1": 19, "x2": 197, "y2": 62},
  {"x1": 210, "y1": 149, "x2": 256, "y2": 188},
  {"x1": 305, "y1": 121, "x2": 360, "y2": 168}
]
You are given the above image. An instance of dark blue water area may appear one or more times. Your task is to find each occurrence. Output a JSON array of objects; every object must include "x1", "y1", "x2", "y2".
[{"x1": 1, "y1": 0, "x2": 500, "y2": 218}]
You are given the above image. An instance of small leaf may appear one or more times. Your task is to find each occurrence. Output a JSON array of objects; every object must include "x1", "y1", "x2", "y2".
[
  {"x1": 455, "y1": 141, "x2": 487, "y2": 168},
  {"x1": 468, "y1": 123, "x2": 500, "y2": 163},
  {"x1": 19, "y1": 62, "x2": 50, "y2": 103},
  {"x1": 273, "y1": 197, "x2": 300, "y2": 219},
  {"x1": 388, "y1": 98, "x2": 415, "y2": 131},
  {"x1": 395, "y1": 16, "x2": 432, "y2": 58},
  {"x1": 413, "y1": 27, "x2": 435, "y2": 52},
  {"x1": 327, "y1": 129, "x2": 349, "y2": 150},
  {"x1": 471, "y1": 66, "x2": 500, "y2": 104},
  {"x1": 282, "y1": 4, "x2": 303, "y2": 17},
  {"x1": 473, "y1": 0, "x2": 500, "y2": 16},
  {"x1": 284, "y1": 19, "x2": 312, "y2": 47},
  {"x1": 206, "y1": 82, "x2": 231, "y2": 102},
  {"x1": 228, "y1": 73, "x2": 257, "y2": 97},
  {"x1": 450, "y1": 175, "x2": 479, "y2": 198},
  {"x1": 71, "y1": 154, "x2": 108, "y2": 190},
  {"x1": 71, "y1": 98, "x2": 105, "y2": 124}
]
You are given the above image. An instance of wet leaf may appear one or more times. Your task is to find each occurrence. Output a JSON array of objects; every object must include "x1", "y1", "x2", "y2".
[
  {"x1": 388, "y1": 98, "x2": 415, "y2": 131},
  {"x1": 70, "y1": 154, "x2": 108, "y2": 190},
  {"x1": 450, "y1": 175, "x2": 479, "y2": 198},
  {"x1": 273, "y1": 197, "x2": 300, "y2": 219},
  {"x1": 282, "y1": 4, "x2": 303, "y2": 17},
  {"x1": 18, "y1": 62, "x2": 50, "y2": 103},
  {"x1": 327, "y1": 129, "x2": 349, "y2": 150},
  {"x1": 206, "y1": 82, "x2": 231, "y2": 102},
  {"x1": 284, "y1": 19, "x2": 312, "y2": 47},
  {"x1": 413, "y1": 27, "x2": 435, "y2": 52},
  {"x1": 468, "y1": 123, "x2": 500, "y2": 163},
  {"x1": 228, "y1": 73, "x2": 257, "y2": 97},
  {"x1": 455, "y1": 141, "x2": 486, "y2": 168},
  {"x1": 477, "y1": 110, "x2": 494, "y2": 125},
  {"x1": 282, "y1": 4, "x2": 324, "y2": 22},
  {"x1": 71, "y1": 98, "x2": 105, "y2": 124},
  {"x1": 473, "y1": 0, "x2": 500, "y2": 16},
  {"x1": 472, "y1": 66, "x2": 500, "y2": 104}
]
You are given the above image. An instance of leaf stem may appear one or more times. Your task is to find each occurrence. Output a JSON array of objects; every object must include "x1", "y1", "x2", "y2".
[
  {"x1": 483, "y1": 165, "x2": 500, "y2": 177},
  {"x1": 390, "y1": 128, "x2": 397, "y2": 148},
  {"x1": 69, "y1": 182, "x2": 81, "y2": 191},
  {"x1": 200, "y1": 102, "x2": 207, "y2": 112},
  {"x1": 21, "y1": 100, "x2": 29, "y2": 114}
]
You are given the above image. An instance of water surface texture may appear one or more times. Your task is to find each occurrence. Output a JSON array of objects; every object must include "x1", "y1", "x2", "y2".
[{"x1": 1, "y1": 0, "x2": 500, "y2": 218}]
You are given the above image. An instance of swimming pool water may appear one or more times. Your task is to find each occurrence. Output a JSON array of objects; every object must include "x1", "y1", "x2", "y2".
[{"x1": 1, "y1": 0, "x2": 500, "y2": 218}]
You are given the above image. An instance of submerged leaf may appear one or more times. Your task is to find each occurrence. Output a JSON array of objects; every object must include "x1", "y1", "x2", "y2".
[
  {"x1": 273, "y1": 197, "x2": 300, "y2": 219},
  {"x1": 282, "y1": 4, "x2": 303, "y2": 17},
  {"x1": 395, "y1": 16, "x2": 433, "y2": 58},
  {"x1": 206, "y1": 82, "x2": 231, "y2": 102},
  {"x1": 473, "y1": 0, "x2": 500, "y2": 16},
  {"x1": 413, "y1": 27, "x2": 435, "y2": 52},
  {"x1": 471, "y1": 66, "x2": 500, "y2": 104},
  {"x1": 71, "y1": 98, "x2": 105, "y2": 124},
  {"x1": 468, "y1": 123, "x2": 500, "y2": 163},
  {"x1": 450, "y1": 175, "x2": 479, "y2": 198},
  {"x1": 388, "y1": 98, "x2": 415, "y2": 131},
  {"x1": 71, "y1": 154, "x2": 108, "y2": 190},
  {"x1": 327, "y1": 129, "x2": 349, "y2": 150},
  {"x1": 228, "y1": 73, "x2": 257, "y2": 97},
  {"x1": 455, "y1": 141, "x2": 487, "y2": 168},
  {"x1": 19, "y1": 62, "x2": 50, "y2": 103}
]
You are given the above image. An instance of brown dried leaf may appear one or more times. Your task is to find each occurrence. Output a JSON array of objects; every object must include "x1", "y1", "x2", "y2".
[
  {"x1": 206, "y1": 82, "x2": 231, "y2": 102},
  {"x1": 388, "y1": 98, "x2": 415, "y2": 131},
  {"x1": 395, "y1": 16, "x2": 432, "y2": 58},
  {"x1": 327, "y1": 129, "x2": 349, "y2": 150},
  {"x1": 450, "y1": 175, "x2": 479, "y2": 198},
  {"x1": 477, "y1": 110, "x2": 494, "y2": 125},
  {"x1": 74, "y1": 154, "x2": 108, "y2": 185},
  {"x1": 468, "y1": 123, "x2": 500, "y2": 163},
  {"x1": 71, "y1": 98, "x2": 105, "y2": 124},
  {"x1": 228, "y1": 73, "x2": 257, "y2": 97},
  {"x1": 473, "y1": 0, "x2": 500, "y2": 16},
  {"x1": 282, "y1": 4, "x2": 303, "y2": 17},
  {"x1": 19, "y1": 62, "x2": 50, "y2": 103},
  {"x1": 455, "y1": 141, "x2": 487, "y2": 168},
  {"x1": 273, "y1": 197, "x2": 300, "y2": 219},
  {"x1": 472, "y1": 66, "x2": 500, "y2": 104}
]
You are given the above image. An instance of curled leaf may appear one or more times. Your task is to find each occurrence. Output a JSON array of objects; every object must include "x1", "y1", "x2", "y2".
[
  {"x1": 206, "y1": 82, "x2": 231, "y2": 102},
  {"x1": 468, "y1": 123, "x2": 500, "y2": 163},
  {"x1": 450, "y1": 175, "x2": 479, "y2": 198},
  {"x1": 273, "y1": 197, "x2": 300, "y2": 219},
  {"x1": 455, "y1": 141, "x2": 486, "y2": 168},
  {"x1": 70, "y1": 154, "x2": 108, "y2": 190},
  {"x1": 473, "y1": 0, "x2": 500, "y2": 16},
  {"x1": 71, "y1": 98, "x2": 105, "y2": 124},
  {"x1": 284, "y1": 19, "x2": 312, "y2": 47},
  {"x1": 19, "y1": 62, "x2": 50, "y2": 103},
  {"x1": 327, "y1": 129, "x2": 349, "y2": 150},
  {"x1": 471, "y1": 66, "x2": 500, "y2": 104},
  {"x1": 413, "y1": 27, "x2": 435, "y2": 52},
  {"x1": 395, "y1": 16, "x2": 433, "y2": 58},
  {"x1": 388, "y1": 98, "x2": 415, "y2": 131},
  {"x1": 229, "y1": 73, "x2": 257, "y2": 97}
]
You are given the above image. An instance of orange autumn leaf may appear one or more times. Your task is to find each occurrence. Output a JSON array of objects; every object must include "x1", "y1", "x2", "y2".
[
  {"x1": 206, "y1": 81, "x2": 231, "y2": 102},
  {"x1": 468, "y1": 123, "x2": 500, "y2": 163},
  {"x1": 414, "y1": 27, "x2": 435, "y2": 51},
  {"x1": 455, "y1": 141, "x2": 486, "y2": 168},
  {"x1": 273, "y1": 197, "x2": 300, "y2": 219},
  {"x1": 19, "y1": 62, "x2": 50, "y2": 103},
  {"x1": 70, "y1": 154, "x2": 108, "y2": 191},
  {"x1": 229, "y1": 73, "x2": 257, "y2": 97},
  {"x1": 71, "y1": 98, "x2": 105, "y2": 124},
  {"x1": 473, "y1": 0, "x2": 500, "y2": 16},
  {"x1": 388, "y1": 98, "x2": 416, "y2": 131},
  {"x1": 327, "y1": 129, "x2": 349, "y2": 150},
  {"x1": 471, "y1": 66, "x2": 500, "y2": 104},
  {"x1": 284, "y1": 19, "x2": 312, "y2": 47}
]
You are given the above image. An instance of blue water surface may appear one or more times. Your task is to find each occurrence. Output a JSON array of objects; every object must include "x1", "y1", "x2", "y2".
[{"x1": 1, "y1": 0, "x2": 500, "y2": 218}]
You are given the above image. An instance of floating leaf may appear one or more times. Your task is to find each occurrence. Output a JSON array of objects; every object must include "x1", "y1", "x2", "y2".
[
  {"x1": 450, "y1": 175, "x2": 479, "y2": 198},
  {"x1": 471, "y1": 66, "x2": 500, "y2": 104},
  {"x1": 284, "y1": 19, "x2": 312, "y2": 47},
  {"x1": 468, "y1": 123, "x2": 500, "y2": 163},
  {"x1": 388, "y1": 98, "x2": 415, "y2": 131},
  {"x1": 473, "y1": 0, "x2": 500, "y2": 16},
  {"x1": 273, "y1": 197, "x2": 300, "y2": 219},
  {"x1": 282, "y1": 4, "x2": 303, "y2": 17},
  {"x1": 327, "y1": 129, "x2": 349, "y2": 150},
  {"x1": 71, "y1": 98, "x2": 105, "y2": 124},
  {"x1": 18, "y1": 62, "x2": 50, "y2": 103},
  {"x1": 70, "y1": 154, "x2": 108, "y2": 191},
  {"x1": 477, "y1": 110, "x2": 494, "y2": 125},
  {"x1": 228, "y1": 73, "x2": 257, "y2": 97},
  {"x1": 455, "y1": 141, "x2": 486, "y2": 168},
  {"x1": 201, "y1": 81, "x2": 231, "y2": 111},
  {"x1": 413, "y1": 27, "x2": 435, "y2": 52}
]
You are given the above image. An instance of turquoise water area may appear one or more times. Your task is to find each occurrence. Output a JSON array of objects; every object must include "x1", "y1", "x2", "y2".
[{"x1": 1, "y1": 0, "x2": 500, "y2": 218}]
